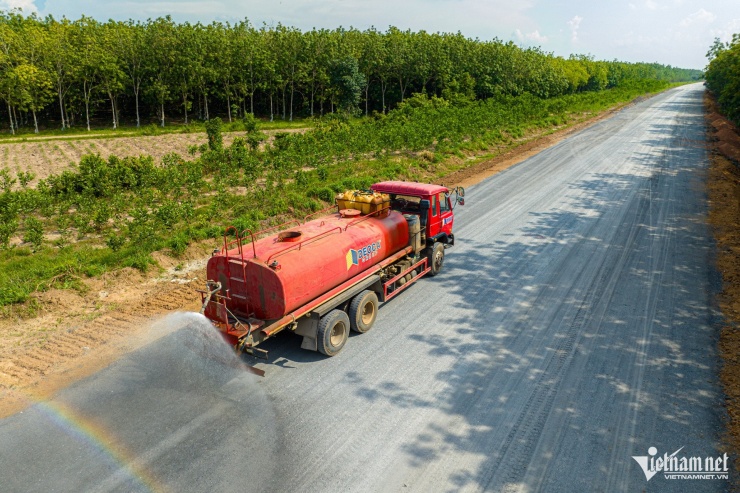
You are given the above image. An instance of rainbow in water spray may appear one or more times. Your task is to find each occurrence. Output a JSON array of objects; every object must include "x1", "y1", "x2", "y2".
[{"x1": 33, "y1": 399, "x2": 165, "y2": 493}]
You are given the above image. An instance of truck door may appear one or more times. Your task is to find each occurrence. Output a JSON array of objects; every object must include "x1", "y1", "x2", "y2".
[
  {"x1": 427, "y1": 193, "x2": 441, "y2": 237},
  {"x1": 439, "y1": 193, "x2": 454, "y2": 235}
]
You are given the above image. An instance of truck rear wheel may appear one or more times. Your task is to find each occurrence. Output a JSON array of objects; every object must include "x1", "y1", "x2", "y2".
[
  {"x1": 317, "y1": 309, "x2": 350, "y2": 356},
  {"x1": 428, "y1": 242, "x2": 445, "y2": 276},
  {"x1": 349, "y1": 290, "x2": 378, "y2": 333}
]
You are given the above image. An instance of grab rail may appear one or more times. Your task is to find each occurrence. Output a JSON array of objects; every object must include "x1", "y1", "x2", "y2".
[
  {"x1": 266, "y1": 227, "x2": 343, "y2": 264},
  {"x1": 245, "y1": 219, "x2": 302, "y2": 240},
  {"x1": 303, "y1": 205, "x2": 339, "y2": 223},
  {"x1": 236, "y1": 229, "x2": 258, "y2": 259},
  {"x1": 343, "y1": 207, "x2": 392, "y2": 231},
  {"x1": 222, "y1": 226, "x2": 242, "y2": 256}
]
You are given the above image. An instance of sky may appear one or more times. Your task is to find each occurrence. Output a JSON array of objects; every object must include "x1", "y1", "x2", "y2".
[{"x1": 2, "y1": 0, "x2": 739, "y2": 69}]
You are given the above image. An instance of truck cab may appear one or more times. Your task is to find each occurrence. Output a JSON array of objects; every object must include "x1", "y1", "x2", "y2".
[{"x1": 370, "y1": 181, "x2": 463, "y2": 249}]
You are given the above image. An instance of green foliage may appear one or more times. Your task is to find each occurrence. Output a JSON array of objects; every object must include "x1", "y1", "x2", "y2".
[
  {"x1": 0, "y1": 218, "x2": 17, "y2": 249},
  {"x1": 308, "y1": 186, "x2": 336, "y2": 202},
  {"x1": 329, "y1": 56, "x2": 366, "y2": 114},
  {"x1": 0, "y1": 12, "x2": 703, "y2": 136},
  {"x1": 205, "y1": 117, "x2": 224, "y2": 151},
  {"x1": 17, "y1": 170, "x2": 34, "y2": 188},
  {"x1": 706, "y1": 34, "x2": 740, "y2": 125},
  {"x1": 168, "y1": 232, "x2": 189, "y2": 256},
  {"x1": 106, "y1": 233, "x2": 126, "y2": 252},
  {"x1": 243, "y1": 113, "x2": 259, "y2": 133},
  {"x1": 317, "y1": 165, "x2": 329, "y2": 181},
  {"x1": 123, "y1": 252, "x2": 154, "y2": 272},
  {"x1": 22, "y1": 217, "x2": 43, "y2": 250},
  {"x1": 0, "y1": 168, "x2": 16, "y2": 192}
]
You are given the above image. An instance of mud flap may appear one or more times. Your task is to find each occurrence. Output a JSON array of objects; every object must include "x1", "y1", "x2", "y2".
[{"x1": 295, "y1": 313, "x2": 320, "y2": 351}]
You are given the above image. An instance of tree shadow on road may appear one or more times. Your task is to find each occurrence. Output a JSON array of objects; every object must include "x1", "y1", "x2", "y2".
[{"x1": 341, "y1": 87, "x2": 728, "y2": 492}]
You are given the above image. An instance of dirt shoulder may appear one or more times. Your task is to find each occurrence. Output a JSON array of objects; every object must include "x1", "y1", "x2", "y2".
[
  {"x1": 0, "y1": 92, "x2": 668, "y2": 418},
  {"x1": 706, "y1": 93, "x2": 740, "y2": 479}
]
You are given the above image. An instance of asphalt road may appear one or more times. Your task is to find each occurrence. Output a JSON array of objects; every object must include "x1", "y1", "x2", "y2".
[{"x1": 0, "y1": 83, "x2": 727, "y2": 492}]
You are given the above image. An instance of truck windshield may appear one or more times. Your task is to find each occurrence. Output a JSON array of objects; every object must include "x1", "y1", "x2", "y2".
[{"x1": 390, "y1": 195, "x2": 421, "y2": 213}]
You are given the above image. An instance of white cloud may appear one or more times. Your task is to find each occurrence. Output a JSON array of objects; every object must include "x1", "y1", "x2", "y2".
[
  {"x1": 567, "y1": 15, "x2": 582, "y2": 43},
  {"x1": 710, "y1": 18, "x2": 740, "y2": 43},
  {"x1": 0, "y1": 0, "x2": 37, "y2": 12},
  {"x1": 679, "y1": 8, "x2": 715, "y2": 27},
  {"x1": 515, "y1": 28, "x2": 548, "y2": 44}
]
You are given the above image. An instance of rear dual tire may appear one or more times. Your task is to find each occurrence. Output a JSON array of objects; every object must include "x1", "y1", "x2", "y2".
[
  {"x1": 317, "y1": 309, "x2": 349, "y2": 356},
  {"x1": 317, "y1": 291, "x2": 379, "y2": 357},
  {"x1": 349, "y1": 290, "x2": 378, "y2": 333}
]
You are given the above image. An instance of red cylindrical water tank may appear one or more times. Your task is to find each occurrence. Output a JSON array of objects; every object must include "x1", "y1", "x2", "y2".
[{"x1": 206, "y1": 211, "x2": 409, "y2": 321}]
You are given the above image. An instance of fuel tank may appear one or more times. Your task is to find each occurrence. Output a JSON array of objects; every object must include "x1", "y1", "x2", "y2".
[{"x1": 205, "y1": 210, "x2": 410, "y2": 321}]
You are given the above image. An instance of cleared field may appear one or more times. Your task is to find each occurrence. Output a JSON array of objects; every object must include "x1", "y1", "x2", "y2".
[{"x1": 0, "y1": 129, "x2": 301, "y2": 187}]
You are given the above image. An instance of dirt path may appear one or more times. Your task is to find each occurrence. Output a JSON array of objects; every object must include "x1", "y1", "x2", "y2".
[{"x1": 0, "y1": 94, "x2": 674, "y2": 418}]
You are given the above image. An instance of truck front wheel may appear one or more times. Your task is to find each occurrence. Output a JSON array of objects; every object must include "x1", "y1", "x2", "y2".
[
  {"x1": 349, "y1": 290, "x2": 378, "y2": 333},
  {"x1": 428, "y1": 242, "x2": 445, "y2": 276},
  {"x1": 317, "y1": 309, "x2": 350, "y2": 356}
]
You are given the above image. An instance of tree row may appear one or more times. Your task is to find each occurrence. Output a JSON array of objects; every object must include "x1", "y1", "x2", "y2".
[{"x1": 0, "y1": 11, "x2": 703, "y2": 133}]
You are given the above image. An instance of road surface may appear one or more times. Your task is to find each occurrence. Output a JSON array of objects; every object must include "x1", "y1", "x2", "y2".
[{"x1": 0, "y1": 83, "x2": 727, "y2": 492}]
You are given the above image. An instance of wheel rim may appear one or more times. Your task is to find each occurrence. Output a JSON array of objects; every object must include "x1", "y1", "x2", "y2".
[
  {"x1": 330, "y1": 321, "x2": 346, "y2": 346},
  {"x1": 361, "y1": 301, "x2": 375, "y2": 325},
  {"x1": 434, "y1": 251, "x2": 443, "y2": 270}
]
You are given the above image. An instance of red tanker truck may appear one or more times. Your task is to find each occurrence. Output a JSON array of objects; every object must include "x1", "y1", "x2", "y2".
[{"x1": 198, "y1": 181, "x2": 464, "y2": 363}]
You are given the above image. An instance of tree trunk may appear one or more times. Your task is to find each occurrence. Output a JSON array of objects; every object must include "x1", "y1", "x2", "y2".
[
  {"x1": 109, "y1": 93, "x2": 117, "y2": 129},
  {"x1": 269, "y1": 93, "x2": 274, "y2": 122},
  {"x1": 289, "y1": 82, "x2": 294, "y2": 122},
  {"x1": 7, "y1": 102, "x2": 14, "y2": 135},
  {"x1": 160, "y1": 102, "x2": 165, "y2": 127},
  {"x1": 365, "y1": 83, "x2": 370, "y2": 116},
  {"x1": 183, "y1": 93, "x2": 188, "y2": 124},
  {"x1": 226, "y1": 90, "x2": 232, "y2": 123},
  {"x1": 381, "y1": 79, "x2": 387, "y2": 113},
  {"x1": 32, "y1": 109, "x2": 38, "y2": 134},
  {"x1": 64, "y1": 100, "x2": 70, "y2": 127},
  {"x1": 83, "y1": 80, "x2": 91, "y2": 131},
  {"x1": 134, "y1": 85, "x2": 140, "y2": 128},
  {"x1": 204, "y1": 92, "x2": 209, "y2": 120},
  {"x1": 57, "y1": 87, "x2": 66, "y2": 130}
]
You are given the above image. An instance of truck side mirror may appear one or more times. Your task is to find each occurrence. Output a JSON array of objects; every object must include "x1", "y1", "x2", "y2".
[
  {"x1": 452, "y1": 187, "x2": 465, "y2": 208},
  {"x1": 419, "y1": 199, "x2": 430, "y2": 227}
]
